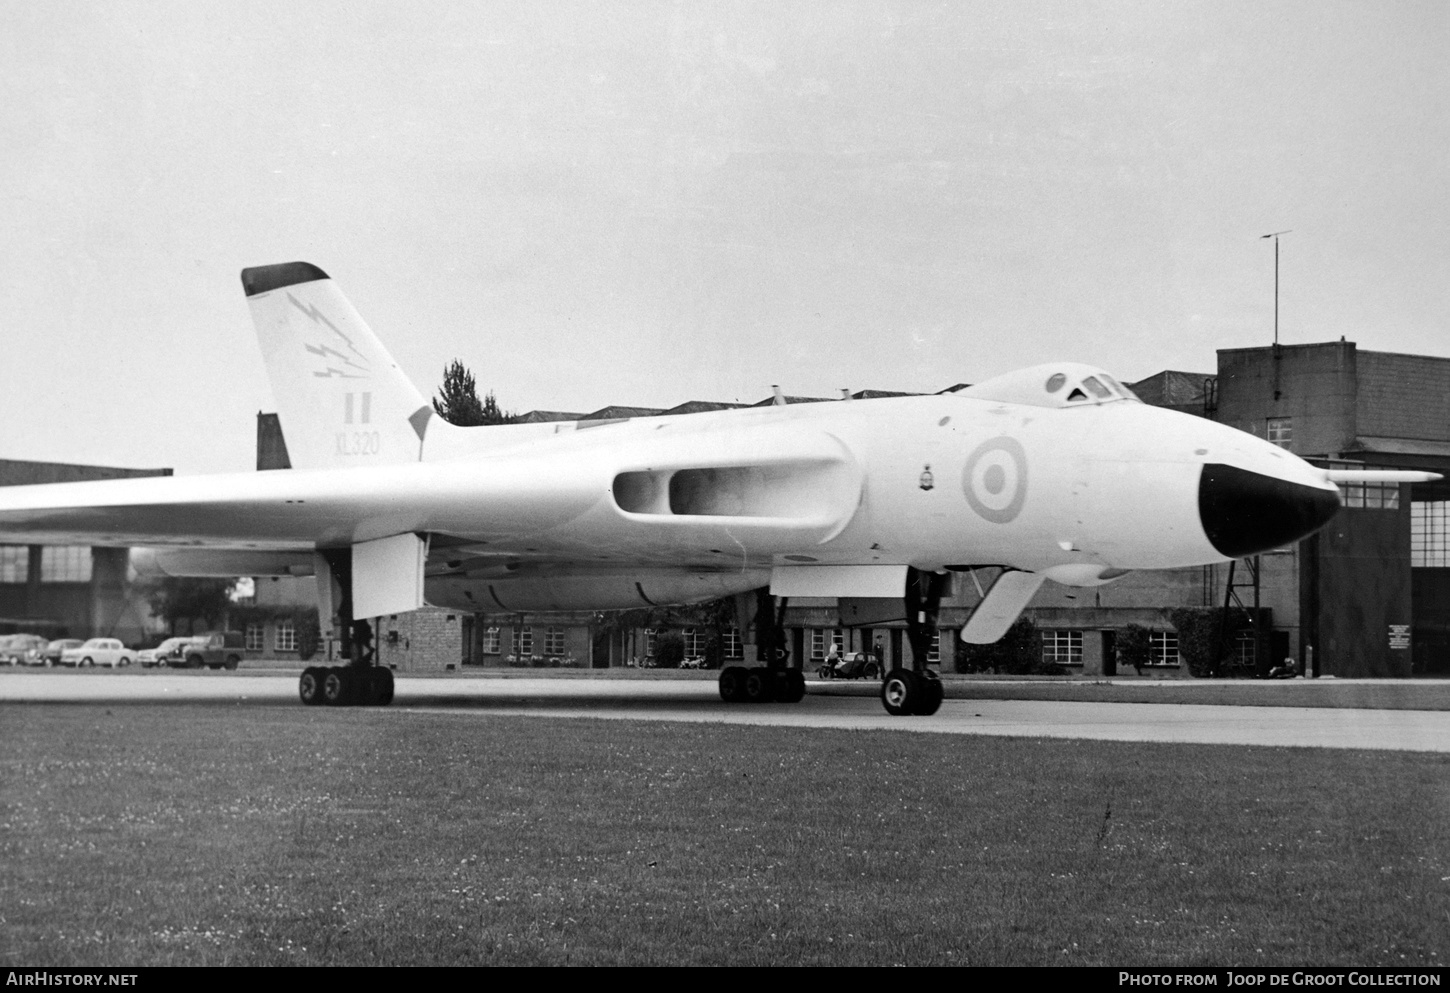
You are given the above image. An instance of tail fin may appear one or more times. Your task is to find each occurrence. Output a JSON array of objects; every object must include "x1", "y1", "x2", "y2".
[{"x1": 242, "y1": 262, "x2": 437, "y2": 470}]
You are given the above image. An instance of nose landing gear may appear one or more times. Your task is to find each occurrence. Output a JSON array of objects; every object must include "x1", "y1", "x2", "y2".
[{"x1": 881, "y1": 568, "x2": 949, "y2": 716}]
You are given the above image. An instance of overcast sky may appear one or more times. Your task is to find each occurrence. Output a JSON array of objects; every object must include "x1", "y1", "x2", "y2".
[{"x1": 2, "y1": 0, "x2": 1447, "y2": 474}]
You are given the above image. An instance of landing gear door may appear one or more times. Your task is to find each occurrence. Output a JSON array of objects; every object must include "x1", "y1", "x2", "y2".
[
  {"x1": 313, "y1": 551, "x2": 340, "y2": 633},
  {"x1": 352, "y1": 533, "x2": 427, "y2": 619},
  {"x1": 960, "y1": 570, "x2": 1045, "y2": 644}
]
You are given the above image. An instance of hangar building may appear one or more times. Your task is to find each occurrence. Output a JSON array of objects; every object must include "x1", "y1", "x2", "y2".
[{"x1": 0, "y1": 458, "x2": 171, "y2": 645}]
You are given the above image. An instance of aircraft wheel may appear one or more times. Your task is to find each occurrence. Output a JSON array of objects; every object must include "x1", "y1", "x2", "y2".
[
  {"x1": 718, "y1": 666, "x2": 749, "y2": 703},
  {"x1": 299, "y1": 666, "x2": 325, "y2": 706},
  {"x1": 881, "y1": 668, "x2": 919, "y2": 716},
  {"x1": 743, "y1": 667, "x2": 774, "y2": 703},
  {"x1": 775, "y1": 669, "x2": 806, "y2": 704},
  {"x1": 322, "y1": 668, "x2": 353, "y2": 706},
  {"x1": 912, "y1": 671, "x2": 944, "y2": 716}
]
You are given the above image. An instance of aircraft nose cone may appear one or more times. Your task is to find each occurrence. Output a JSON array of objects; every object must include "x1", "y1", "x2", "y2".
[{"x1": 1198, "y1": 463, "x2": 1340, "y2": 558}]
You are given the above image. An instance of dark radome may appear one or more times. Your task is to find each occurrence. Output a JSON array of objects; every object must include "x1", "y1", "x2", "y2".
[
  {"x1": 240, "y1": 261, "x2": 330, "y2": 297},
  {"x1": 1198, "y1": 463, "x2": 1340, "y2": 558}
]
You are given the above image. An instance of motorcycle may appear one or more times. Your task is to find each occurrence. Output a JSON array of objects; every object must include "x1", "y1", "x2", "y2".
[{"x1": 815, "y1": 652, "x2": 881, "y2": 681}]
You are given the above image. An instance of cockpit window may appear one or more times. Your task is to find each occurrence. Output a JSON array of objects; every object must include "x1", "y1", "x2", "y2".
[
  {"x1": 1100, "y1": 374, "x2": 1141, "y2": 401},
  {"x1": 1081, "y1": 376, "x2": 1112, "y2": 399},
  {"x1": 1045, "y1": 373, "x2": 1066, "y2": 393},
  {"x1": 1066, "y1": 387, "x2": 1088, "y2": 401}
]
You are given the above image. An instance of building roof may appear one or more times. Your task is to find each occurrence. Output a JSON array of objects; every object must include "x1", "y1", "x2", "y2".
[
  {"x1": 850, "y1": 389, "x2": 922, "y2": 400},
  {"x1": 748, "y1": 395, "x2": 835, "y2": 407},
  {"x1": 0, "y1": 459, "x2": 172, "y2": 487},
  {"x1": 660, "y1": 400, "x2": 750, "y2": 416},
  {"x1": 581, "y1": 405, "x2": 667, "y2": 420},
  {"x1": 514, "y1": 410, "x2": 586, "y2": 424},
  {"x1": 1351, "y1": 436, "x2": 1450, "y2": 459},
  {"x1": 1129, "y1": 370, "x2": 1214, "y2": 411}
]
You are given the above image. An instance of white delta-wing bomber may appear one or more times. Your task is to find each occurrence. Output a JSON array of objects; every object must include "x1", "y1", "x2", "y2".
[{"x1": 0, "y1": 262, "x2": 1436, "y2": 714}]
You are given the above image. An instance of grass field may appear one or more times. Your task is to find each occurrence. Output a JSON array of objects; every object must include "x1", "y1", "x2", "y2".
[{"x1": 2, "y1": 704, "x2": 1447, "y2": 966}]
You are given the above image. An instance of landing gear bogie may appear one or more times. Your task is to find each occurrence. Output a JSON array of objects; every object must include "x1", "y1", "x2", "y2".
[
  {"x1": 299, "y1": 665, "x2": 394, "y2": 707},
  {"x1": 718, "y1": 665, "x2": 806, "y2": 704}
]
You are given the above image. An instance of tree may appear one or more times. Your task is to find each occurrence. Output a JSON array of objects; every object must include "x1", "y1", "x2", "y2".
[
  {"x1": 1170, "y1": 607, "x2": 1249, "y2": 678},
  {"x1": 955, "y1": 617, "x2": 1053, "y2": 674},
  {"x1": 144, "y1": 577, "x2": 236, "y2": 636},
  {"x1": 1117, "y1": 624, "x2": 1152, "y2": 675},
  {"x1": 432, "y1": 359, "x2": 516, "y2": 426}
]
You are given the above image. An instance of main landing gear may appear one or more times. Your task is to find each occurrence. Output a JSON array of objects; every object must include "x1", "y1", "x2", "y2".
[
  {"x1": 718, "y1": 589, "x2": 806, "y2": 704},
  {"x1": 717, "y1": 665, "x2": 806, "y2": 704},
  {"x1": 299, "y1": 553, "x2": 395, "y2": 708},
  {"x1": 299, "y1": 658, "x2": 394, "y2": 707}
]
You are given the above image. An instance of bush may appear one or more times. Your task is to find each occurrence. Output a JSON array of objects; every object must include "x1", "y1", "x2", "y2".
[
  {"x1": 653, "y1": 631, "x2": 685, "y2": 669},
  {"x1": 1170, "y1": 607, "x2": 1248, "y2": 678},
  {"x1": 296, "y1": 613, "x2": 321, "y2": 662},
  {"x1": 956, "y1": 618, "x2": 1057, "y2": 674}
]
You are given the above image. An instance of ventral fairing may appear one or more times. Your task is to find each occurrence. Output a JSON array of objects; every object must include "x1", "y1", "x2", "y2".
[{"x1": 0, "y1": 263, "x2": 1431, "y2": 715}]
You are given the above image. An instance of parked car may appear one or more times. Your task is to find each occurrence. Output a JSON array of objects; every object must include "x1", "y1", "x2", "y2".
[
  {"x1": 173, "y1": 631, "x2": 245, "y2": 670},
  {"x1": 137, "y1": 637, "x2": 204, "y2": 668},
  {"x1": 60, "y1": 638, "x2": 134, "y2": 668},
  {"x1": 0, "y1": 635, "x2": 24, "y2": 665},
  {"x1": 4, "y1": 634, "x2": 53, "y2": 666},
  {"x1": 46, "y1": 639, "x2": 85, "y2": 666}
]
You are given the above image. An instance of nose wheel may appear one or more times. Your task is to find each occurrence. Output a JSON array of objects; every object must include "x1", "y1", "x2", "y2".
[
  {"x1": 881, "y1": 668, "x2": 944, "y2": 716},
  {"x1": 880, "y1": 568, "x2": 950, "y2": 716}
]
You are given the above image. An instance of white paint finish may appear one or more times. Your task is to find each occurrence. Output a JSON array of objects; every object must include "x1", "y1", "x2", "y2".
[
  {"x1": 770, "y1": 564, "x2": 907, "y2": 598},
  {"x1": 247, "y1": 277, "x2": 435, "y2": 470},
  {"x1": 961, "y1": 570, "x2": 1046, "y2": 643},
  {"x1": 0, "y1": 267, "x2": 1346, "y2": 622},
  {"x1": 352, "y1": 532, "x2": 426, "y2": 618}
]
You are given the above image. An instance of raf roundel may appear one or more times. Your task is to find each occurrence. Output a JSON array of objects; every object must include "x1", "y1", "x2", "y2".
[{"x1": 961, "y1": 436, "x2": 1028, "y2": 523}]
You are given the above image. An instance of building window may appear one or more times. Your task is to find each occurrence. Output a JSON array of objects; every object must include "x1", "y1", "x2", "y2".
[
  {"x1": 0, "y1": 546, "x2": 27, "y2": 584},
  {"x1": 276, "y1": 620, "x2": 297, "y2": 653},
  {"x1": 514, "y1": 626, "x2": 534, "y2": 657},
  {"x1": 642, "y1": 628, "x2": 657, "y2": 658},
  {"x1": 40, "y1": 546, "x2": 91, "y2": 583},
  {"x1": 245, "y1": 623, "x2": 264, "y2": 652},
  {"x1": 1042, "y1": 630, "x2": 1083, "y2": 665},
  {"x1": 926, "y1": 631, "x2": 943, "y2": 664},
  {"x1": 681, "y1": 628, "x2": 707, "y2": 658},
  {"x1": 1234, "y1": 630, "x2": 1257, "y2": 667},
  {"x1": 482, "y1": 626, "x2": 501, "y2": 654},
  {"x1": 810, "y1": 629, "x2": 844, "y2": 660},
  {"x1": 1412, "y1": 501, "x2": 1449, "y2": 567},
  {"x1": 1341, "y1": 479, "x2": 1401, "y2": 510},
  {"x1": 544, "y1": 626, "x2": 566, "y2": 656},
  {"x1": 722, "y1": 627, "x2": 743, "y2": 660},
  {"x1": 1149, "y1": 631, "x2": 1180, "y2": 666},
  {"x1": 1266, "y1": 417, "x2": 1293, "y2": 451}
]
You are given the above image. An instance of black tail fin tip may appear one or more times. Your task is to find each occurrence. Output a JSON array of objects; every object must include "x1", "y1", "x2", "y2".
[{"x1": 241, "y1": 262, "x2": 330, "y2": 297}]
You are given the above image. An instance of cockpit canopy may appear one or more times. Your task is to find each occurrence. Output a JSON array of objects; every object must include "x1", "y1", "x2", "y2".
[{"x1": 955, "y1": 362, "x2": 1141, "y2": 409}]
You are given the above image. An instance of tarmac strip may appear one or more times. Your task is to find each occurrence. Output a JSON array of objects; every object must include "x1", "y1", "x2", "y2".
[{"x1": 2, "y1": 672, "x2": 1448, "y2": 753}]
